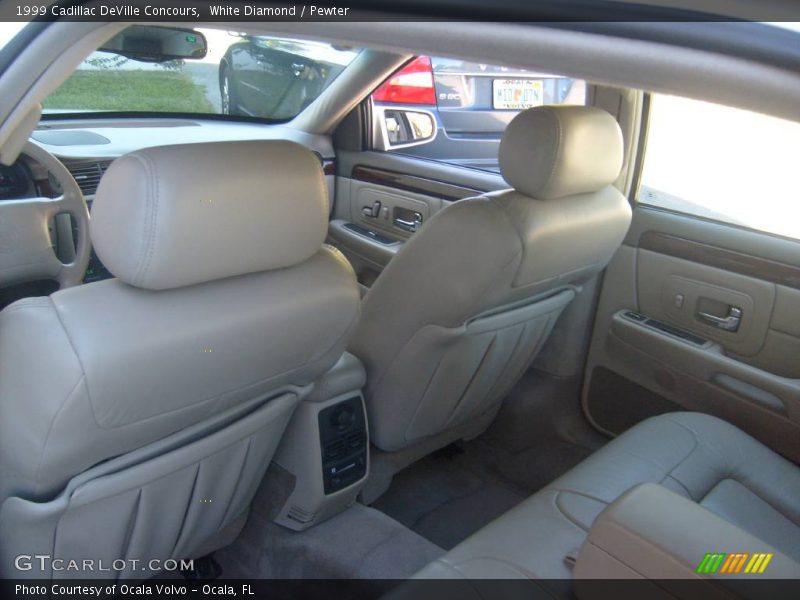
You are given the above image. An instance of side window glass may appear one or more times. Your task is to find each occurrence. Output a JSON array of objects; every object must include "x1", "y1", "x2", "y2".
[
  {"x1": 370, "y1": 56, "x2": 585, "y2": 173},
  {"x1": 639, "y1": 94, "x2": 800, "y2": 239}
]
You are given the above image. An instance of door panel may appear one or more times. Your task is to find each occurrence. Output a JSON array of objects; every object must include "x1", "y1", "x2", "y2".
[
  {"x1": 637, "y1": 249, "x2": 775, "y2": 358},
  {"x1": 584, "y1": 206, "x2": 800, "y2": 462},
  {"x1": 350, "y1": 181, "x2": 440, "y2": 238},
  {"x1": 328, "y1": 150, "x2": 506, "y2": 287},
  {"x1": 337, "y1": 150, "x2": 505, "y2": 193}
]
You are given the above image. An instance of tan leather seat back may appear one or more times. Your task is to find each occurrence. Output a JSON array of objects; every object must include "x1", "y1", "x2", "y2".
[
  {"x1": 0, "y1": 140, "x2": 360, "y2": 577},
  {"x1": 351, "y1": 106, "x2": 632, "y2": 452}
]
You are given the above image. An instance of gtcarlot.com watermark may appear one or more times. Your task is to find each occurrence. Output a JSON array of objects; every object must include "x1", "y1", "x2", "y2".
[{"x1": 14, "y1": 554, "x2": 193, "y2": 573}]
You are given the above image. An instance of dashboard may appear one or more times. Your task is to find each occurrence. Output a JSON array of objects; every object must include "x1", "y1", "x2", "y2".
[
  {"x1": 4, "y1": 116, "x2": 336, "y2": 286},
  {"x1": 33, "y1": 116, "x2": 334, "y2": 158}
]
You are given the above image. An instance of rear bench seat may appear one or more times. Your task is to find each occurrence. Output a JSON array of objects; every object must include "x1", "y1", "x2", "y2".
[{"x1": 404, "y1": 412, "x2": 800, "y2": 594}]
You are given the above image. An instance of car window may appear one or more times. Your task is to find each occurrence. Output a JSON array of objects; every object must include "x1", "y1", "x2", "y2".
[
  {"x1": 43, "y1": 28, "x2": 361, "y2": 122},
  {"x1": 639, "y1": 94, "x2": 800, "y2": 240},
  {"x1": 370, "y1": 56, "x2": 585, "y2": 173}
]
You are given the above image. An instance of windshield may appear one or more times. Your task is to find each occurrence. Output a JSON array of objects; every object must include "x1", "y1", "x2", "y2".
[
  {"x1": 0, "y1": 22, "x2": 25, "y2": 52},
  {"x1": 42, "y1": 28, "x2": 361, "y2": 122}
]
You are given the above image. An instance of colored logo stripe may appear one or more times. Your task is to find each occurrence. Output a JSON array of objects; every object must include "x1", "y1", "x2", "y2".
[
  {"x1": 744, "y1": 553, "x2": 773, "y2": 574},
  {"x1": 720, "y1": 553, "x2": 738, "y2": 573},
  {"x1": 697, "y1": 553, "x2": 726, "y2": 574},
  {"x1": 723, "y1": 553, "x2": 749, "y2": 573},
  {"x1": 697, "y1": 552, "x2": 773, "y2": 574}
]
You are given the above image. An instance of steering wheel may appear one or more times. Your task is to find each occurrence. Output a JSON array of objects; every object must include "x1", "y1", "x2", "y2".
[{"x1": 0, "y1": 141, "x2": 91, "y2": 290}]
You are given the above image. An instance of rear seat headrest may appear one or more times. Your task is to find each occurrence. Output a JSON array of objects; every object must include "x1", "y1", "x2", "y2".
[
  {"x1": 91, "y1": 140, "x2": 328, "y2": 290},
  {"x1": 498, "y1": 105, "x2": 624, "y2": 200}
]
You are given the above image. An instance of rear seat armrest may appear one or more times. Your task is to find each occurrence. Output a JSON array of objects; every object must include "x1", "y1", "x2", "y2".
[{"x1": 574, "y1": 483, "x2": 800, "y2": 598}]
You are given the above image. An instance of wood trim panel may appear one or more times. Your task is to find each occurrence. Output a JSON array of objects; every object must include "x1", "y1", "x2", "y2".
[
  {"x1": 351, "y1": 165, "x2": 485, "y2": 202},
  {"x1": 639, "y1": 231, "x2": 800, "y2": 290},
  {"x1": 322, "y1": 160, "x2": 336, "y2": 176}
]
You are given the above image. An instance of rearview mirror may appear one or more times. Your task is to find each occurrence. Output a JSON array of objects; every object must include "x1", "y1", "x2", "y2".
[
  {"x1": 99, "y1": 26, "x2": 208, "y2": 63},
  {"x1": 373, "y1": 106, "x2": 437, "y2": 151}
]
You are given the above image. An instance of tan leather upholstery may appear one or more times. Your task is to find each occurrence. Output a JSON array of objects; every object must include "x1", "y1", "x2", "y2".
[
  {"x1": 350, "y1": 106, "x2": 631, "y2": 454},
  {"x1": 574, "y1": 483, "x2": 800, "y2": 586},
  {"x1": 0, "y1": 141, "x2": 360, "y2": 577},
  {"x1": 409, "y1": 413, "x2": 800, "y2": 591},
  {"x1": 499, "y1": 105, "x2": 624, "y2": 200},
  {"x1": 91, "y1": 140, "x2": 328, "y2": 290}
]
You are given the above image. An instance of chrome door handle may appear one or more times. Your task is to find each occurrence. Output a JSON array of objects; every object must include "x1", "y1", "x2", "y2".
[
  {"x1": 393, "y1": 217, "x2": 417, "y2": 231},
  {"x1": 393, "y1": 213, "x2": 423, "y2": 233},
  {"x1": 698, "y1": 306, "x2": 742, "y2": 332}
]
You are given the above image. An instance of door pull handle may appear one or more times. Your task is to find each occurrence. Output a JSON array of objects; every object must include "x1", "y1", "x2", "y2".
[
  {"x1": 698, "y1": 306, "x2": 742, "y2": 332},
  {"x1": 393, "y1": 211, "x2": 423, "y2": 233}
]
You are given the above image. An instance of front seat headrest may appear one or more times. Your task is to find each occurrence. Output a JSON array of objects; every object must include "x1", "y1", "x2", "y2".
[
  {"x1": 91, "y1": 140, "x2": 328, "y2": 290},
  {"x1": 498, "y1": 105, "x2": 624, "y2": 200}
]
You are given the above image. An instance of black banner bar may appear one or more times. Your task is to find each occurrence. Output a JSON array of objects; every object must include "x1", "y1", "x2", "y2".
[
  {"x1": 4, "y1": 578, "x2": 800, "y2": 600},
  {"x1": 1, "y1": 0, "x2": 800, "y2": 22}
]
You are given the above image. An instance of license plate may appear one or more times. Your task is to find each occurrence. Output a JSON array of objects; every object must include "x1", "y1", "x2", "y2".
[{"x1": 492, "y1": 79, "x2": 544, "y2": 110}]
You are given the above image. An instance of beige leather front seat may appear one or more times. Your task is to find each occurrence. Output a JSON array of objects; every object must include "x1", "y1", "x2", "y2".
[
  {"x1": 351, "y1": 106, "x2": 632, "y2": 471},
  {"x1": 0, "y1": 140, "x2": 360, "y2": 578}
]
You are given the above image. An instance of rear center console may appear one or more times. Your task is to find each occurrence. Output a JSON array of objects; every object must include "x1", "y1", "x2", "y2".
[
  {"x1": 272, "y1": 352, "x2": 369, "y2": 530},
  {"x1": 318, "y1": 396, "x2": 368, "y2": 495}
]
